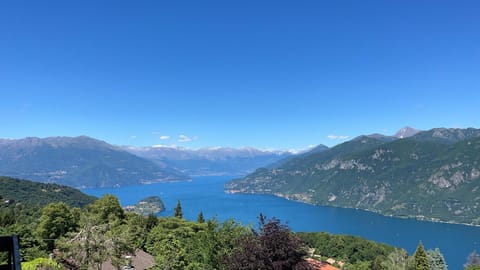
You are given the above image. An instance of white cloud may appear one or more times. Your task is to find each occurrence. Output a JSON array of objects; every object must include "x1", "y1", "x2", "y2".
[
  {"x1": 178, "y1": 134, "x2": 197, "y2": 142},
  {"x1": 159, "y1": 135, "x2": 170, "y2": 140},
  {"x1": 152, "y1": 144, "x2": 177, "y2": 148},
  {"x1": 130, "y1": 135, "x2": 137, "y2": 139},
  {"x1": 327, "y1": 134, "x2": 349, "y2": 140}
]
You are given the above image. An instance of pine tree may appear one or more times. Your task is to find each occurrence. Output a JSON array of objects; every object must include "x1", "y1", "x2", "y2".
[
  {"x1": 174, "y1": 200, "x2": 183, "y2": 218},
  {"x1": 197, "y1": 211, "x2": 205, "y2": 223},
  {"x1": 414, "y1": 241, "x2": 430, "y2": 270},
  {"x1": 426, "y1": 248, "x2": 447, "y2": 270}
]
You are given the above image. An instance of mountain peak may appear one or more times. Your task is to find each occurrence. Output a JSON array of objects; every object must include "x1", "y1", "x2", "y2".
[{"x1": 394, "y1": 126, "x2": 421, "y2": 138}]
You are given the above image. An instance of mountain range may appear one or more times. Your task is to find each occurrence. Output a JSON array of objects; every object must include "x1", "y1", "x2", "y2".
[
  {"x1": 226, "y1": 127, "x2": 480, "y2": 225},
  {"x1": 0, "y1": 136, "x2": 294, "y2": 188},
  {"x1": 0, "y1": 136, "x2": 188, "y2": 188},
  {"x1": 123, "y1": 145, "x2": 295, "y2": 176}
]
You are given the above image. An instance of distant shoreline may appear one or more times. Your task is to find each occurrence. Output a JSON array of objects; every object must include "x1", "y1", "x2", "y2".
[{"x1": 225, "y1": 189, "x2": 480, "y2": 228}]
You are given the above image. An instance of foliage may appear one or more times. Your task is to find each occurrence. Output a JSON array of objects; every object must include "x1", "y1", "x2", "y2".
[
  {"x1": 197, "y1": 211, "x2": 205, "y2": 223},
  {"x1": 174, "y1": 200, "x2": 183, "y2": 218},
  {"x1": 380, "y1": 248, "x2": 413, "y2": 270},
  {"x1": 55, "y1": 195, "x2": 132, "y2": 270},
  {"x1": 87, "y1": 194, "x2": 125, "y2": 224},
  {"x1": 0, "y1": 176, "x2": 96, "y2": 208},
  {"x1": 414, "y1": 241, "x2": 430, "y2": 270},
  {"x1": 21, "y1": 258, "x2": 62, "y2": 270},
  {"x1": 226, "y1": 215, "x2": 310, "y2": 270},
  {"x1": 427, "y1": 248, "x2": 448, "y2": 270},
  {"x1": 345, "y1": 260, "x2": 371, "y2": 270},
  {"x1": 297, "y1": 231, "x2": 395, "y2": 264},
  {"x1": 146, "y1": 217, "x2": 249, "y2": 270},
  {"x1": 35, "y1": 202, "x2": 80, "y2": 250}
]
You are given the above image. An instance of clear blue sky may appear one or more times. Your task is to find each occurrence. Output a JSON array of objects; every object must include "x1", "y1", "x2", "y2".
[{"x1": 1, "y1": 0, "x2": 479, "y2": 150}]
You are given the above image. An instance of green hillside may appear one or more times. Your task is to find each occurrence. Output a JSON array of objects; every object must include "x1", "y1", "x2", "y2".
[
  {"x1": 226, "y1": 128, "x2": 480, "y2": 225},
  {"x1": 0, "y1": 176, "x2": 96, "y2": 208},
  {"x1": 125, "y1": 196, "x2": 165, "y2": 216}
]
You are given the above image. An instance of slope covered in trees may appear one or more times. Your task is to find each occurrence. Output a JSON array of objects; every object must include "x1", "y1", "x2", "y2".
[
  {"x1": 226, "y1": 128, "x2": 480, "y2": 225},
  {"x1": 0, "y1": 176, "x2": 96, "y2": 208}
]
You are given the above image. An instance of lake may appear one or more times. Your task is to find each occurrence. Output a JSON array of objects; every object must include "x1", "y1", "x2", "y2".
[{"x1": 84, "y1": 176, "x2": 480, "y2": 269}]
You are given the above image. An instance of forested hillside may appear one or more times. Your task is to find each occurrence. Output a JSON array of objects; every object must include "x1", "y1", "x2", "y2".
[
  {"x1": 226, "y1": 128, "x2": 480, "y2": 225},
  {"x1": 0, "y1": 176, "x2": 96, "y2": 208}
]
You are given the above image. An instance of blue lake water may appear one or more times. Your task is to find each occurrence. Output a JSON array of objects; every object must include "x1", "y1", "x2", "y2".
[{"x1": 84, "y1": 176, "x2": 480, "y2": 269}]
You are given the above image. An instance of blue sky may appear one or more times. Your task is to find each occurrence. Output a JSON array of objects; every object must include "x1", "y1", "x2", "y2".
[{"x1": 1, "y1": 0, "x2": 479, "y2": 150}]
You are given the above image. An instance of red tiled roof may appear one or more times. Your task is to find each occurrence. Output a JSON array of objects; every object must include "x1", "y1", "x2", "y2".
[{"x1": 305, "y1": 258, "x2": 340, "y2": 270}]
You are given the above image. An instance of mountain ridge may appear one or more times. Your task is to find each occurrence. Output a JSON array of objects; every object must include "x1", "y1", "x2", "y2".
[
  {"x1": 124, "y1": 145, "x2": 297, "y2": 176},
  {"x1": 226, "y1": 127, "x2": 480, "y2": 225},
  {"x1": 0, "y1": 136, "x2": 188, "y2": 188}
]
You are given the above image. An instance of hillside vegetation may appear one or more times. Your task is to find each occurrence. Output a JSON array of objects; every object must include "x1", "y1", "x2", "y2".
[
  {"x1": 226, "y1": 128, "x2": 480, "y2": 225},
  {"x1": 0, "y1": 176, "x2": 96, "y2": 208}
]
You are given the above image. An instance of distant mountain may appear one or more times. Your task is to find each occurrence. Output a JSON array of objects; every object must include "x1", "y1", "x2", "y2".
[
  {"x1": 0, "y1": 176, "x2": 96, "y2": 208},
  {"x1": 410, "y1": 127, "x2": 480, "y2": 144},
  {"x1": 394, "y1": 126, "x2": 421, "y2": 138},
  {"x1": 0, "y1": 136, "x2": 188, "y2": 188},
  {"x1": 266, "y1": 144, "x2": 329, "y2": 169},
  {"x1": 304, "y1": 144, "x2": 330, "y2": 155},
  {"x1": 365, "y1": 133, "x2": 397, "y2": 142},
  {"x1": 125, "y1": 146, "x2": 293, "y2": 176},
  {"x1": 226, "y1": 127, "x2": 480, "y2": 225}
]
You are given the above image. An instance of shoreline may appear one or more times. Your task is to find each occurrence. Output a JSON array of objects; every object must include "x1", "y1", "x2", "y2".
[{"x1": 225, "y1": 189, "x2": 480, "y2": 228}]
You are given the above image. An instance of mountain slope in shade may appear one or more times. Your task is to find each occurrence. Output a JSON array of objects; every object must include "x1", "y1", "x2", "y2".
[
  {"x1": 0, "y1": 176, "x2": 96, "y2": 208},
  {"x1": 125, "y1": 146, "x2": 294, "y2": 176},
  {"x1": 0, "y1": 136, "x2": 188, "y2": 188},
  {"x1": 226, "y1": 127, "x2": 480, "y2": 225}
]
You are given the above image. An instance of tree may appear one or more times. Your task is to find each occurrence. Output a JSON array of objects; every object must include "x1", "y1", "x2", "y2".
[
  {"x1": 197, "y1": 211, "x2": 205, "y2": 223},
  {"x1": 426, "y1": 248, "x2": 447, "y2": 270},
  {"x1": 21, "y1": 258, "x2": 62, "y2": 270},
  {"x1": 414, "y1": 241, "x2": 430, "y2": 270},
  {"x1": 88, "y1": 194, "x2": 125, "y2": 224},
  {"x1": 381, "y1": 248, "x2": 410, "y2": 270},
  {"x1": 57, "y1": 218, "x2": 130, "y2": 270},
  {"x1": 174, "y1": 200, "x2": 183, "y2": 219},
  {"x1": 226, "y1": 215, "x2": 309, "y2": 270},
  {"x1": 146, "y1": 218, "x2": 208, "y2": 269},
  {"x1": 465, "y1": 250, "x2": 480, "y2": 269},
  {"x1": 35, "y1": 202, "x2": 79, "y2": 251}
]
